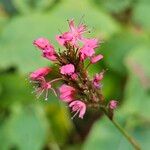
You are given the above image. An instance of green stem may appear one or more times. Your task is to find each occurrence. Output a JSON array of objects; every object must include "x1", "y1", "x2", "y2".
[
  {"x1": 101, "y1": 107, "x2": 141, "y2": 150},
  {"x1": 111, "y1": 119, "x2": 141, "y2": 150}
]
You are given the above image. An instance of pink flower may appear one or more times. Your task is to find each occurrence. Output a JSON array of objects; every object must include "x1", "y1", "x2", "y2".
[
  {"x1": 93, "y1": 72, "x2": 104, "y2": 88},
  {"x1": 80, "y1": 38, "x2": 99, "y2": 60},
  {"x1": 60, "y1": 64, "x2": 75, "y2": 75},
  {"x1": 29, "y1": 67, "x2": 52, "y2": 80},
  {"x1": 59, "y1": 84, "x2": 76, "y2": 102},
  {"x1": 33, "y1": 37, "x2": 57, "y2": 61},
  {"x1": 82, "y1": 38, "x2": 99, "y2": 49},
  {"x1": 33, "y1": 37, "x2": 50, "y2": 50},
  {"x1": 91, "y1": 54, "x2": 103, "y2": 64},
  {"x1": 80, "y1": 47, "x2": 95, "y2": 60},
  {"x1": 69, "y1": 100, "x2": 86, "y2": 119},
  {"x1": 56, "y1": 19, "x2": 87, "y2": 46},
  {"x1": 56, "y1": 32, "x2": 73, "y2": 46},
  {"x1": 69, "y1": 19, "x2": 87, "y2": 41},
  {"x1": 109, "y1": 100, "x2": 118, "y2": 109},
  {"x1": 30, "y1": 67, "x2": 54, "y2": 100}
]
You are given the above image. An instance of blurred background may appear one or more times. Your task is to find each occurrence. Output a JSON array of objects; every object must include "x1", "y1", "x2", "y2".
[{"x1": 0, "y1": 0, "x2": 150, "y2": 150}]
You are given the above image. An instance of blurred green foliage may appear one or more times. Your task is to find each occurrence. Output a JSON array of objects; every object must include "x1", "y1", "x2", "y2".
[{"x1": 0, "y1": 0, "x2": 150, "y2": 150}]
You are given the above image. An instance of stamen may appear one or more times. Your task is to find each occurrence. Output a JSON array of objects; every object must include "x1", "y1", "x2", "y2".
[
  {"x1": 51, "y1": 88, "x2": 57, "y2": 97},
  {"x1": 31, "y1": 87, "x2": 40, "y2": 93},
  {"x1": 30, "y1": 80, "x2": 39, "y2": 83},
  {"x1": 50, "y1": 78, "x2": 63, "y2": 84},
  {"x1": 36, "y1": 89, "x2": 44, "y2": 99},
  {"x1": 45, "y1": 89, "x2": 49, "y2": 101},
  {"x1": 71, "y1": 109, "x2": 80, "y2": 120}
]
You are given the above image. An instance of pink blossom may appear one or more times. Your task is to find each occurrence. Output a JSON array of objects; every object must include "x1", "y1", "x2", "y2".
[
  {"x1": 30, "y1": 67, "x2": 54, "y2": 100},
  {"x1": 33, "y1": 37, "x2": 57, "y2": 61},
  {"x1": 82, "y1": 38, "x2": 99, "y2": 49},
  {"x1": 93, "y1": 72, "x2": 104, "y2": 88},
  {"x1": 56, "y1": 32, "x2": 73, "y2": 46},
  {"x1": 33, "y1": 37, "x2": 51, "y2": 50},
  {"x1": 59, "y1": 84, "x2": 76, "y2": 102},
  {"x1": 109, "y1": 100, "x2": 118, "y2": 109},
  {"x1": 69, "y1": 100, "x2": 86, "y2": 119},
  {"x1": 29, "y1": 67, "x2": 52, "y2": 80},
  {"x1": 69, "y1": 19, "x2": 87, "y2": 40},
  {"x1": 80, "y1": 38, "x2": 99, "y2": 60},
  {"x1": 60, "y1": 64, "x2": 75, "y2": 75},
  {"x1": 80, "y1": 46, "x2": 95, "y2": 60},
  {"x1": 56, "y1": 19, "x2": 87, "y2": 46},
  {"x1": 91, "y1": 54, "x2": 103, "y2": 64}
]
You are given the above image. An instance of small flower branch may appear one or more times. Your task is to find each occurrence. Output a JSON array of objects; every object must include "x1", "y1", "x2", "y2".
[{"x1": 100, "y1": 107, "x2": 141, "y2": 150}]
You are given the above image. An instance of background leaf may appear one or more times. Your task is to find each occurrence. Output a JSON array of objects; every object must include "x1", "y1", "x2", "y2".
[
  {"x1": 0, "y1": 104, "x2": 49, "y2": 150},
  {"x1": 132, "y1": 0, "x2": 150, "y2": 31}
]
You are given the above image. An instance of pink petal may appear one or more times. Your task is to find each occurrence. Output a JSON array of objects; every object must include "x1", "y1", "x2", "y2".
[
  {"x1": 59, "y1": 84, "x2": 75, "y2": 93},
  {"x1": 56, "y1": 32, "x2": 73, "y2": 46},
  {"x1": 91, "y1": 54, "x2": 103, "y2": 64},
  {"x1": 60, "y1": 64, "x2": 75, "y2": 75},
  {"x1": 82, "y1": 38, "x2": 99, "y2": 49},
  {"x1": 33, "y1": 37, "x2": 50, "y2": 50},
  {"x1": 69, "y1": 100, "x2": 86, "y2": 119},
  {"x1": 80, "y1": 46, "x2": 95, "y2": 60},
  {"x1": 69, "y1": 19, "x2": 76, "y2": 33},
  {"x1": 30, "y1": 67, "x2": 52, "y2": 80}
]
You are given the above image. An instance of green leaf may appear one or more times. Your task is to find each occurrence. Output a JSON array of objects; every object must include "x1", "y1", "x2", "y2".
[
  {"x1": 0, "y1": 15, "x2": 9, "y2": 33},
  {"x1": 12, "y1": 0, "x2": 33, "y2": 14},
  {"x1": 0, "y1": 104, "x2": 49, "y2": 150},
  {"x1": 0, "y1": 14, "x2": 53, "y2": 74},
  {"x1": 12, "y1": 0, "x2": 55, "y2": 14},
  {"x1": 83, "y1": 116, "x2": 150, "y2": 150},
  {"x1": 45, "y1": 102, "x2": 73, "y2": 144},
  {"x1": 101, "y1": 31, "x2": 148, "y2": 75},
  {"x1": 132, "y1": 1, "x2": 150, "y2": 31},
  {"x1": 0, "y1": 73, "x2": 35, "y2": 107},
  {"x1": 93, "y1": 0, "x2": 133, "y2": 13},
  {"x1": 121, "y1": 45, "x2": 150, "y2": 119},
  {"x1": 83, "y1": 117, "x2": 133, "y2": 150}
]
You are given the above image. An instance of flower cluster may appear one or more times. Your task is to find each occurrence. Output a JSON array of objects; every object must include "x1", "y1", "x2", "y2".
[{"x1": 30, "y1": 19, "x2": 117, "y2": 119}]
